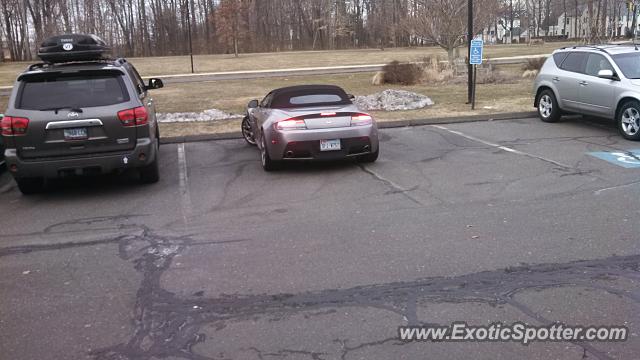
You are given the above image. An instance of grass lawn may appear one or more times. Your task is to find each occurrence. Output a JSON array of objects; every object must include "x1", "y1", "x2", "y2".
[
  {"x1": 155, "y1": 68, "x2": 534, "y2": 137},
  {"x1": 0, "y1": 68, "x2": 535, "y2": 137},
  {"x1": 0, "y1": 42, "x2": 572, "y2": 86}
]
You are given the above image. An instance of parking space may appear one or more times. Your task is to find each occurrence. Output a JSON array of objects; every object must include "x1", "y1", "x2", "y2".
[{"x1": 1, "y1": 117, "x2": 639, "y2": 359}]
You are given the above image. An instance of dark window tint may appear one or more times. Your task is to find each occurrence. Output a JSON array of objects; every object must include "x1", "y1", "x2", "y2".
[
  {"x1": 612, "y1": 52, "x2": 640, "y2": 79},
  {"x1": 560, "y1": 52, "x2": 587, "y2": 73},
  {"x1": 271, "y1": 89, "x2": 351, "y2": 108},
  {"x1": 584, "y1": 54, "x2": 614, "y2": 76},
  {"x1": 17, "y1": 72, "x2": 130, "y2": 110},
  {"x1": 553, "y1": 52, "x2": 569, "y2": 66},
  {"x1": 290, "y1": 94, "x2": 343, "y2": 105}
]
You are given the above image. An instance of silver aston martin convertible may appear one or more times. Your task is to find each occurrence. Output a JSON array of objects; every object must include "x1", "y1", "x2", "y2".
[{"x1": 241, "y1": 85, "x2": 379, "y2": 171}]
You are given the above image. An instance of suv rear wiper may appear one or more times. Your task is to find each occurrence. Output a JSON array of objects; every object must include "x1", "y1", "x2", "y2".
[{"x1": 39, "y1": 106, "x2": 84, "y2": 114}]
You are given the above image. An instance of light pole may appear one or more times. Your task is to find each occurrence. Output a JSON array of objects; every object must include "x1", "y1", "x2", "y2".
[
  {"x1": 185, "y1": 0, "x2": 194, "y2": 73},
  {"x1": 467, "y1": 0, "x2": 473, "y2": 104}
]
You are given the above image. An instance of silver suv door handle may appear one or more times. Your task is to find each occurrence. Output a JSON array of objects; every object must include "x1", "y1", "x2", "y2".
[
  {"x1": 552, "y1": 77, "x2": 560, "y2": 82},
  {"x1": 579, "y1": 81, "x2": 588, "y2": 86}
]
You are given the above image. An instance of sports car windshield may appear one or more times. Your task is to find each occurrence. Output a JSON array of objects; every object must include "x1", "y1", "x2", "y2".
[
  {"x1": 271, "y1": 90, "x2": 351, "y2": 108},
  {"x1": 612, "y1": 52, "x2": 640, "y2": 79}
]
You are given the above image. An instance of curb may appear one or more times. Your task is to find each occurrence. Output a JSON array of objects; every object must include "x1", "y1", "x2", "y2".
[{"x1": 160, "y1": 111, "x2": 538, "y2": 144}]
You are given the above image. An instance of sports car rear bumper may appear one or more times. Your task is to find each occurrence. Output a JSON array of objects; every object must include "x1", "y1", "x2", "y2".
[{"x1": 265, "y1": 124, "x2": 379, "y2": 161}]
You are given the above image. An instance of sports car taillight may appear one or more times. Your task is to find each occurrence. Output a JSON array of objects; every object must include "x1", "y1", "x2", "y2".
[
  {"x1": 275, "y1": 118, "x2": 306, "y2": 130},
  {"x1": 351, "y1": 114, "x2": 373, "y2": 126},
  {"x1": 1, "y1": 116, "x2": 29, "y2": 136}
]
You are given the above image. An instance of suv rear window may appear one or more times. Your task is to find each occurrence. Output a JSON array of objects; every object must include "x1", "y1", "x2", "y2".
[
  {"x1": 553, "y1": 52, "x2": 569, "y2": 66},
  {"x1": 559, "y1": 52, "x2": 587, "y2": 73},
  {"x1": 17, "y1": 71, "x2": 130, "y2": 110}
]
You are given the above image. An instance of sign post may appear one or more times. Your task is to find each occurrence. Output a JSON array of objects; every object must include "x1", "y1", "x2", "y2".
[{"x1": 469, "y1": 39, "x2": 484, "y2": 110}]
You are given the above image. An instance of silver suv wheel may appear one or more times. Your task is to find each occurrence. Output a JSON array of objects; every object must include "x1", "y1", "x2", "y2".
[
  {"x1": 621, "y1": 108, "x2": 640, "y2": 136},
  {"x1": 539, "y1": 95, "x2": 552, "y2": 118}
]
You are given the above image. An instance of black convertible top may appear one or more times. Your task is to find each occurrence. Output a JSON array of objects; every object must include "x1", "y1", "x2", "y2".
[{"x1": 269, "y1": 84, "x2": 352, "y2": 108}]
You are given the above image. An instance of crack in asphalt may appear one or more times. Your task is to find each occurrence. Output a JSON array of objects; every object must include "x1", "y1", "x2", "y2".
[
  {"x1": 357, "y1": 165, "x2": 424, "y2": 206},
  {"x1": 3, "y1": 216, "x2": 637, "y2": 359},
  {"x1": 91, "y1": 224, "x2": 638, "y2": 359}
]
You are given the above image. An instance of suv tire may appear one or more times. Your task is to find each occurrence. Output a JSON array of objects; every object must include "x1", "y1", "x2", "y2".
[
  {"x1": 139, "y1": 150, "x2": 160, "y2": 184},
  {"x1": 16, "y1": 177, "x2": 44, "y2": 195},
  {"x1": 537, "y1": 89, "x2": 561, "y2": 123},
  {"x1": 617, "y1": 100, "x2": 640, "y2": 140}
]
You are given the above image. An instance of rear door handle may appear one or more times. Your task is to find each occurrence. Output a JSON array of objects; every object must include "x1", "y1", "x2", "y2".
[
  {"x1": 552, "y1": 77, "x2": 560, "y2": 82},
  {"x1": 579, "y1": 81, "x2": 588, "y2": 86}
]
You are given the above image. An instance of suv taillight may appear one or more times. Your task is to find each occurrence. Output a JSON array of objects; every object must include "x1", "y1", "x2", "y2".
[
  {"x1": 1, "y1": 116, "x2": 29, "y2": 136},
  {"x1": 118, "y1": 106, "x2": 148, "y2": 127}
]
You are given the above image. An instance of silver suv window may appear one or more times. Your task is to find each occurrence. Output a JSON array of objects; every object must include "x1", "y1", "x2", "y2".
[
  {"x1": 612, "y1": 52, "x2": 640, "y2": 79},
  {"x1": 584, "y1": 53, "x2": 614, "y2": 77},
  {"x1": 559, "y1": 52, "x2": 587, "y2": 73}
]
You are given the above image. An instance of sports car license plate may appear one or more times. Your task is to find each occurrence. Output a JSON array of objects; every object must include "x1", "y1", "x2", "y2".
[
  {"x1": 64, "y1": 128, "x2": 88, "y2": 140},
  {"x1": 320, "y1": 139, "x2": 341, "y2": 151}
]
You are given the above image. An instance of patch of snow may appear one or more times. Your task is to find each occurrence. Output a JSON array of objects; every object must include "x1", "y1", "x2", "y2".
[
  {"x1": 355, "y1": 89, "x2": 434, "y2": 111},
  {"x1": 157, "y1": 109, "x2": 242, "y2": 123}
]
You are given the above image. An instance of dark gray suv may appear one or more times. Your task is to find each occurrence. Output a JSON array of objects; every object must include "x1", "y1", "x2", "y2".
[{"x1": 2, "y1": 34, "x2": 163, "y2": 194}]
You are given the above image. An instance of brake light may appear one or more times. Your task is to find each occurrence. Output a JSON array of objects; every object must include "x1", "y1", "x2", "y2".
[
  {"x1": 275, "y1": 118, "x2": 306, "y2": 130},
  {"x1": 1, "y1": 116, "x2": 29, "y2": 136},
  {"x1": 351, "y1": 114, "x2": 373, "y2": 126},
  {"x1": 118, "y1": 106, "x2": 148, "y2": 127},
  {"x1": 321, "y1": 112, "x2": 336, "y2": 116}
]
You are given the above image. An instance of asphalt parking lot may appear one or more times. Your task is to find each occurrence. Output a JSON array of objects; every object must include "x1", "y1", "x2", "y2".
[{"x1": 1, "y1": 116, "x2": 639, "y2": 359}]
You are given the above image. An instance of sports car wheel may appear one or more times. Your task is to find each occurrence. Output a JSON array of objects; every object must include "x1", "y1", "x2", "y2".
[
  {"x1": 261, "y1": 136, "x2": 280, "y2": 171},
  {"x1": 241, "y1": 115, "x2": 256, "y2": 145}
]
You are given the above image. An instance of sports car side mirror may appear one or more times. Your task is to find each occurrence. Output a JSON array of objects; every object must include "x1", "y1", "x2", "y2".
[
  {"x1": 348, "y1": 94, "x2": 355, "y2": 100},
  {"x1": 147, "y1": 78, "x2": 164, "y2": 90},
  {"x1": 248, "y1": 99, "x2": 259, "y2": 108}
]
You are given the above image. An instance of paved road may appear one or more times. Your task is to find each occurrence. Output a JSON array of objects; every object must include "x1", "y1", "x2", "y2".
[
  {"x1": 1, "y1": 116, "x2": 639, "y2": 359},
  {"x1": 0, "y1": 54, "x2": 548, "y2": 96}
]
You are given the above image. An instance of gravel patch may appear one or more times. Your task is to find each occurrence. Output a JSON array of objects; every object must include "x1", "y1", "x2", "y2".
[
  {"x1": 355, "y1": 89, "x2": 434, "y2": 111},
  {"x1": 157, "y1": 109, "x2": 242, "y2": 123}
]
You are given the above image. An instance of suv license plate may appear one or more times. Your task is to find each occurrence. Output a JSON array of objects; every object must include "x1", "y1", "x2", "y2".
[
  {"x1": 320, "y1": 139, "x2": 341, "y2": 151},
  {"x1": 64, "y1": 128, "x2": 88, "y2": 140}
]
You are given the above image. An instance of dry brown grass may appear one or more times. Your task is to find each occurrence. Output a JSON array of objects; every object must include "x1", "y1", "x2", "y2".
[
  {"x1": 0, "y1": 42, "x2": 573, "y2": 86},
  {"x1": 0, "y1": 65, "x2": 535, "y2": 138}
]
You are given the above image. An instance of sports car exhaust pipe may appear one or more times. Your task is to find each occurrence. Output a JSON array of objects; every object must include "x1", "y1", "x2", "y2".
[{"x1": 285, "y1": 151, "x2": 294, "y2": 158}]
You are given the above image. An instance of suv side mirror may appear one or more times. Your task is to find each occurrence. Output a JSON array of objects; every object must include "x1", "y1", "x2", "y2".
[
  {"x1": 147, "y1": 78, "x2": 164, "y2": 90},
  {"x1": 597, "y1": 69, "x2": 616, "y2": 80},
  {"x1": 348, "y1": 94, "x2": 356, "y2": 100},
  {"x1": 248, "y1": 99, "x2": 259, "y2": 108}
]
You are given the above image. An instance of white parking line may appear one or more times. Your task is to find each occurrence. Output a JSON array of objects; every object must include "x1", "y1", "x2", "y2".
[
  {"x1": 431, "y1": 124, "x2": 574, "y2": 169},
  {"x1": 177, "y1": 143, "x2": 193, "y2": 224}
]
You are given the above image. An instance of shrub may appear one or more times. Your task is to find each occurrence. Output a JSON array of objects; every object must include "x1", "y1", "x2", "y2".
[
  {"x1": 382, "y1": 61, "x2": 423, "y2": 85},
  {"x1": 523, "y1": 57, "x2": 547, "y2": 71}
]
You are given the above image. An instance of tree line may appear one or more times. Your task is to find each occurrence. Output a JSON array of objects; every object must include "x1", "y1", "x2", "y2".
[{"x1": 0, "y1": 0, "x2": 634, "y2": 62}]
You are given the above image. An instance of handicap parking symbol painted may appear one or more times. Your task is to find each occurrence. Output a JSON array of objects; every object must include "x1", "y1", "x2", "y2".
[{"x1": 589, "y1": 149, "x2": 640, "y2": 168}]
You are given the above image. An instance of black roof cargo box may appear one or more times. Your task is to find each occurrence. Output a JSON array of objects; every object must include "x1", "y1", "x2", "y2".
[{"x1": 37, "y1": 34, "x2": 111, "y2": 63}]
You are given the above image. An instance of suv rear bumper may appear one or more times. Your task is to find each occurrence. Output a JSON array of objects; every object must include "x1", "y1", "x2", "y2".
[{"x1": 4, "y1": 138, "x2": 156, "y2": 179}]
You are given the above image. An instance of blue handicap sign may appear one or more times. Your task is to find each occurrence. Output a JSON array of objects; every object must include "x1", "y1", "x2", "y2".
[
  {"x1": 470, "y1": 39, "x2": 484, "y2": 65},
  {"x1": 589, "y1": 149, "x2": 640, "y2": 168}
]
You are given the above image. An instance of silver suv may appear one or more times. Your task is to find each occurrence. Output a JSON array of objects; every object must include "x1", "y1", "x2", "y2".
[{"x1": 534, "y1": 44, "x2": 640, "y2": 140}]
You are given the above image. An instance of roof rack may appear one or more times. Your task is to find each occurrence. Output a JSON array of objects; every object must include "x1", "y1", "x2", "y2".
[
  {"x1": 25, "y1": 57, "x2": 127, "y2": 72},
  {"x1": 559, "y1": 45, "x2": 610, "y2": 54}
]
